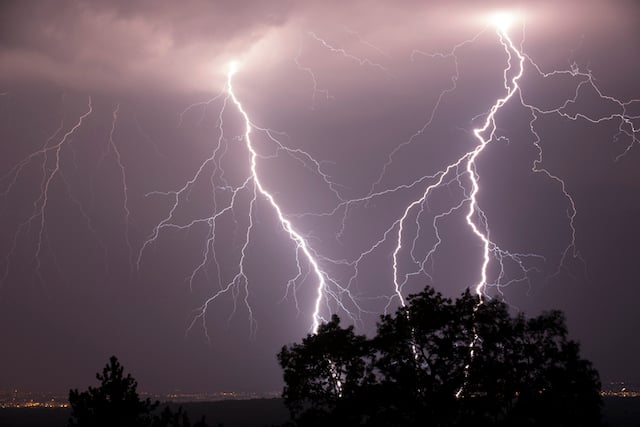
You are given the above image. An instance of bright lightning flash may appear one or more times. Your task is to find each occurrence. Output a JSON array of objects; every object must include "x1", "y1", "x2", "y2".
[
  {"x1": 490, "y1": 11, "x2": 517, "y2": 31},
  {"x1": 226, "y1": 61, "x2": 329, "y2": 333}
]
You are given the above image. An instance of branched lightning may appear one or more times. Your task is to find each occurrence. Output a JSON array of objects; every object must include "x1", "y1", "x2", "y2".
[
  {"x1": 3, "y1": 10, "x2": 638, "y2": 357},
  {"x1": 141, "y1": 63, "x2": 364, "y2": 338},
  {"x1": 299, "y1": 22, "x2": 536, "y2": 314},
  {"x1": 308, "y1": 31, "x2": 393, "y2": 78},
  {"x1": 294, "y1": 47, "x2": 334, "y2": 107},
  {"x1": 0, "y1": 97, "x2": 142, "y2": 294},
  {"x1": 156, "y1": 15, "x2": 638, "y2": 341},
  {"x1": 345, "y1": 15, "x2": 637, "y2": 313},
  {"x1": 226, "y1": 63, "x2": 330, "y2": 333},
  {"x1": 102, "y1": 104, "x2": 133, "y2": 273},
  {"x1": 343, "y1": 26, "x2": 390, "y2": 59},
  {"x1": 1, "y1": 98, "x2": 94, "y2": 287}
]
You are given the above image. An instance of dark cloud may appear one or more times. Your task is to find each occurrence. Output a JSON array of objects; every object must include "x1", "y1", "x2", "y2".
[
  {"x1": 0, "y1": 0, "x2": 294, "y2": 92},
  {"x1": 1, "y1": 0, "x2": 635, "y2": 93}
]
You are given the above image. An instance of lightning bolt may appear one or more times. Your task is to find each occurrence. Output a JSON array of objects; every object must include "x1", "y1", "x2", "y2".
[
  {"x1": 308, "y1": 31, "x2": 392, "y2": 78},
  {"x1": 99, "y1": 104, "x2": 133, "y2": 273},
  {"x1": 294, "y1": 46, "x2": 334, "y2": 107},
  {"x1": 140, "y1": 62, "x2": 362, "y2": 338},
  {"x1": 352, "y1": 13, "x2": 637, "y2": 312},
  {"x1": 465, "y1": 20, "x2": 526, "y2": 296},
  {"x1": 226, "y1": 63, "x2": 329, "y2": 332},
  {"x1": 1, "y1": 98, "x2": 94, "y2": 289}
]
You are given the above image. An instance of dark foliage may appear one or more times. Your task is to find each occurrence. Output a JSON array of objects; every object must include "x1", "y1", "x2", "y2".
[
  {"x1": 68, "y1": 356, "x2": 208, "y2": 427},
  {"x1": 277, "y1": 287, "x2": 602, "y2": 427},
  {"x1": 277, "y1": 315, "x2": 377, "y2": 425}
]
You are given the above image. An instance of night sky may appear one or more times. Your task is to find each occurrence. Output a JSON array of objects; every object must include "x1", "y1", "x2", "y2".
[{"x1": 1, "y1": 0, "x2": 639, "y2": 394}]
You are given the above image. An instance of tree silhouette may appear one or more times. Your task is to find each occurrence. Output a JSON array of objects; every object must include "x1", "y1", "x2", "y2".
[
  {"x1": 68, "y1": 356, "x2": 208, "y2": 427},
  {"x1": 277, "y1": 315, "x2": 376, "y2": 425},
  {"x1": 277, "y1": 287, "x2": 602, "y2": 427},
  {"x1": 370, "y1": 288, "x2": 474, "y2": 425}
]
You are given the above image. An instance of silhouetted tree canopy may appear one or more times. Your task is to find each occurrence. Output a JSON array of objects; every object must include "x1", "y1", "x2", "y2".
[
  {"x1": 68, "y1": 356, "x2": 208, "y2": 427},
  {"x1": 277, "y1": 287, "x2": 602, "y2": 427}
]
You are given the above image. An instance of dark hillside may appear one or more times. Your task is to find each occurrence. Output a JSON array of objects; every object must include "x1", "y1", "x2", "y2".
[{"x1": 1, "y1": 397, "x2": 639, "y2": 427}]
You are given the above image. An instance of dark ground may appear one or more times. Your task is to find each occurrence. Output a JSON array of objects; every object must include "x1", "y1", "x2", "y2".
[
  {"x1": 1, "y1": 397, "x2": 639, "y2": 426},
  {"x1": 0, "y1": 398, "x2": 289, "y2": 427}
]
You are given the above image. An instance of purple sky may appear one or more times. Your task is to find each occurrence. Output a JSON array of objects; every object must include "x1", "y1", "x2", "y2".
[{"x1": 1, "y1": 0, "x2": 639, "y2": 394}]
